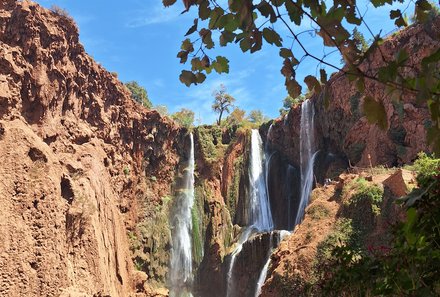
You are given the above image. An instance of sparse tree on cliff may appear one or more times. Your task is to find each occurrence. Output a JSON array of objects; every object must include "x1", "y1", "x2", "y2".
[
  {"x1": 212, "y1": 84, "x2": 235, "y2": 125},
  {"x1": 125, "y1": 81, "x2": 152, "y2": 109},
  {"x1": 280, "y1": 95, "x2": 305, "y2": 116},
  {"x1": 171, "y1": 108, "x2": 195, "y2": 129},
  {"x1": 226, "y1": 107, "x2": 246, "y2": 126}
]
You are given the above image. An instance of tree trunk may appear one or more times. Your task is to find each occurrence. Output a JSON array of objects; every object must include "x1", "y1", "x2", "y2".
[{"x1": 217, "y1": 110, "x2": 223, "y2": 125}]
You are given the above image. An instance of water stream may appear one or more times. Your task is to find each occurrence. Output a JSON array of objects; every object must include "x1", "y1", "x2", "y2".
[
  {"x1": 226, "y1": 129, "x2": 273, "y2": 297},
  {"x1": 170, "y1": 133, "x2": 195, "y2": 297},
  {"x1": 295, "y1": 99, "x2": 317, "y2": 226}
]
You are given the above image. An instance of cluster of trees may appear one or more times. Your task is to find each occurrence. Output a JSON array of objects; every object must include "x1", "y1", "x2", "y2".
[
  {"x1": 125, "y1": 81, "x2": 270, "y2": 129},
  {"x1": 212, "y1": 84, "x2": 269, "y2": 127}
]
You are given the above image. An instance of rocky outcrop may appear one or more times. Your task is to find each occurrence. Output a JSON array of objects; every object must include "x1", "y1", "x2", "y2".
[
  {"x1": 0, "y1": 1, "x2": 183, "y2": 296},
  {"x1": 267, "y1": 17, "x2": 439, "y2": 171}
]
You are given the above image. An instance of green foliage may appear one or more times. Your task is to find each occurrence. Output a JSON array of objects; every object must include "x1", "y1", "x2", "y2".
[
  {"x1": 306, "y1": 203, "x2": 330, "y2": 220},
  {"x1": 225, "y1": 107, "x2": 246, "y2": 127},
  {"x1": 195, "y1": 125, "x2": 225, "y2": 163},
  {"x1": 316, "y1": 218, "x2": 358, "y2": 264},
  {"x1": 318, "y1": 153, "x2": 440, "y2": 296},
  {"x1": 413, "y1": 152, "x2": 440, "y2": 187},
  {"x1": 123, "y1": 166, "x2": 130, "y2": 176},
  {"x1": 171, "y1": 108, "x2": 195, "y2": 129},
  {"x1": 212, "y1": 84, "x2": 235, "y2": 125},
  {"x1": 154, "y1": 105, "x2": 168, "y2": 116},
  {"x1": 280, "y1": 95, "x2": 305, "y2": 116},
  {"x1": 248, "y1": 109, "x2": 267, "y2": 125},
  {"x1": 344, "y1": 178, "x2": 384, "y2": 220},
  {"x1": 166, "y1": 0, "x2": 440, "y2": 153},
  {"x1": 125, "y1": 81, "x2": 152, "y2": 108}
]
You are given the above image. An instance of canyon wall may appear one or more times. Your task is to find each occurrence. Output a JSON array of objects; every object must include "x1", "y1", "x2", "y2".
[
  {"x1": 0, "y1": 1, "x2": 184, "y2": 296},
  {"x1": 267, "y1": 16, "x2": 439, "y2": 171}
]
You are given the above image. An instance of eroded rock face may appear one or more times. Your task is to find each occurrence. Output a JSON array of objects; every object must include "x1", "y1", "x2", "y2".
[
  {"x1": 0, "y1": 1, "x2": 182, "y2": 296},
  {"x1": 267, "y1": 17, "x2": 439, "y2": 171}
]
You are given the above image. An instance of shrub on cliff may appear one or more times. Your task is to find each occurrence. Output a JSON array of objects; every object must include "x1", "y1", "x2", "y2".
[
  {"x1": 125, "y1": 81, "x2": 152, "y2": 109},
  {"x1": 318, "y1": 153, "x2": 440, "y2": 296}
]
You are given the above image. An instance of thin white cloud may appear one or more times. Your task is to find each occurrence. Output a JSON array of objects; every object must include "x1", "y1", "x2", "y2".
[{"x1": 126, "y1": 3, "x2": 185, "y2": 28}]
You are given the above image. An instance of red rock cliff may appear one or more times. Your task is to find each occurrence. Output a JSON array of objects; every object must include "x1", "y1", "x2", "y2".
[
  {"x1": 268, "y1": 17, "x2": 439, "y2": 169},
  {"x1": 0, "y1": 1, "x2": 183, "y2": 296}
]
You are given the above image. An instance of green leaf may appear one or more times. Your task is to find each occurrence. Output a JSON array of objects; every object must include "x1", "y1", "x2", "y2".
[
  {"x1": 279, "y1": 48, "x2": 293, "y2": 58},
  {"x1": 162, "y1": 0, "x2": 177, "y2": 7},
  {"x1": 363, "y1": 96, "x2": 388, "y2": 129},
  {"x1": 320, "y1": 69, "x2": 327, "y2": 84},
  {"x1": 220, "y1": 30, "x2": 236, "y2": 46},
  {"x1": 285, "y1": 0, "x2": 302, "y2": 25},
  {"x1": 195, "y1": 72, "x2": 206, "y2": 84},
  {"x1": 304, "y1": 75, "x2": 322, "y2": 93},
  {"x1": 262, "y1": 27, "x2": 283, "y2": 46},
  {"x1": 416, "y1": 0, "x2": 432, "y2": 11},
  {"x1": 185, "y1": 19, "x2": 198, "y2": 36},
  {"x1": 199, "y1": 1, "x2": 211, "y2": 20},
  {"x1": 181, "y1": 38, "x2": 194, "y2": 51},
  {"x1": 177, "y1": 50, "x2": 189, "y2": 63},
  {"x1": 191, "y1": 57, "x2": 202, "y2": 71},
  {"x1": 257, "y1": 1, "x2": 277, "y2": 22},
  {"x1": 390, "y1": 9, "x2": 401, "y2": 19},
  {"x1": 179, "y1": 70, "x2": 196, "y2": 87},
  {"x1": 213, "y1": 56, "x2": 229, "y2": 73},
  {"x1": 200, "y1": 28, "x2": 214, "y2": 49},
  {"x1": 285, "y1": 79, "x2": 302, "y2": 98},
  {"x1": 239, "y1": 36, "x2": 251, "y2": 52}
]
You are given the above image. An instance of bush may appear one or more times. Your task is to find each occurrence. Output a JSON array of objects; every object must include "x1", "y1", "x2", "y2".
[{"x1": 317, "y1": 153, "x2": 440, "y2": 296}]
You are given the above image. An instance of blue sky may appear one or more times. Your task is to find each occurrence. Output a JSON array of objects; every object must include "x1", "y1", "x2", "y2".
[{"x1": 35, "y1": 0, "x2": 415, "y2": 124}]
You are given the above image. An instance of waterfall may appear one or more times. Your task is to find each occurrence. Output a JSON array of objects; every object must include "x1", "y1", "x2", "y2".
[
  {"x1": 226, "y1": 227, "x2": 255, "y2": 297},
  {"x1": 226, "y1": 130, "x2": 273, "y2": 297},
  {"x1": 170, "y1": 133, "x2": 195, "y2": 297},
  {"x1": 249, "y1": 129, "x2": 273, "y2": 231},
  {"x1": 295, "y1": 99, "x2": 317, "y2": 226},
  {"x1": 254, "y1": 231, "x2": 291, "y2": 297}
]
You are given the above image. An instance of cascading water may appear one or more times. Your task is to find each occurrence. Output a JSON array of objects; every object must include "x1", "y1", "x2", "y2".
[
  {"x1": 170, "y1": 133, "x2": 195, "y2": 297},
  {"x1": 254, "y1": 231, "x2": 291, "y2": 297},
  {"x1": 226, "y1": 130, "x2": 273, "y2": 297},
  {"x1": 249, "y1": 129, "x2": 273, "y2": 231},
  {"x1": 295, "y1": 99, "x2": 318, "y2": 226}
]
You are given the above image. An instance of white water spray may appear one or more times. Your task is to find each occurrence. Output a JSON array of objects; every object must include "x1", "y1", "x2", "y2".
[
  {"x1": 170, "y1": 133, "x2": 195, "y2": 297},
  {"x1": 295, "y1": 99, "x2": 317, "y2": 226}
]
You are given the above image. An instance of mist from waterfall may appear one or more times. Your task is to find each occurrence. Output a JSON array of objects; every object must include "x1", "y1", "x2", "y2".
[
  {"x1": 170, "y1": 133, "x2": 195, "y2": 297},
  {"x1": 295, "y1": 99, "x2": 317, "y2": 226}
]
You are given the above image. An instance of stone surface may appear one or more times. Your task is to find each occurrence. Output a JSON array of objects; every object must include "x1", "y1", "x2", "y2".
[{"x1": 0, "y1": 1, "x2": 183, "y2": 296}]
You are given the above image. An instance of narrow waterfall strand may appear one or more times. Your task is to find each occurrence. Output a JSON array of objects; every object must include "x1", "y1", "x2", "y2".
[
  {"x1": 295, "y1": 100, "x2": 316, "y2": 226},
  {"x1": 170, "y1": 133, "x2": 195, "y2": 297}
]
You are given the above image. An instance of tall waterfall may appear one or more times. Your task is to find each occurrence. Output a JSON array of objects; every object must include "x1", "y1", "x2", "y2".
[
  {"x1": 249, "y1": 129, "x2": 273, "y2": 231},
  {"x1": 295, "y1": 99, "x2": 318, "y2": 226},
  {"x1": 226, "y1": 130, "x2": 273, "y2": 297},
  {"x1": 170, "y1": 133, "x2": 195, "y2": 297}
]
